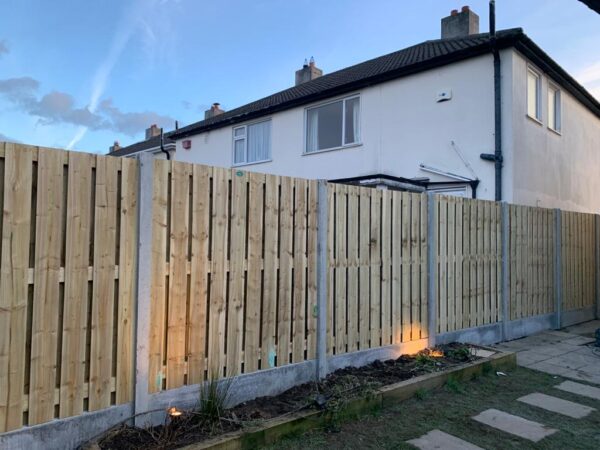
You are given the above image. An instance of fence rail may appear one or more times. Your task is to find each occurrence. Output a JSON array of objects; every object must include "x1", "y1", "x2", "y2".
[{"x1": 0, "y1": 143, "x2": 598, "y2": 436}]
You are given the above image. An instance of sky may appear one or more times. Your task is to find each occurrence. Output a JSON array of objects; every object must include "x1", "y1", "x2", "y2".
[{"x1": 0, "y1": 0, "x2": 599, "y2": 154}]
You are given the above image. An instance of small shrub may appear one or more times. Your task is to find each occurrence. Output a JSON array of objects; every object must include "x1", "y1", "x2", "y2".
[
  {"x1": 414, "y1": 388, "x2": 429, "y2": 400},
  {"x1": 196, "y1": 372, "x2": 234, "y2": 431},
  {"x1": 447, "y1": 345, "x2": 472, "y2": 362},
  {"x1": 445, "y1": 376, "x2": 465, "y2": 394}
]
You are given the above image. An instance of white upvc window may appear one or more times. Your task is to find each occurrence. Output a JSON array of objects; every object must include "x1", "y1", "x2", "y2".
[
  {"x1": 233, "y1": 120, "x2": 271, "y2": 165},
  {"x1": 548, "y1": 84, "x2": 562, "y2": 132},
  {"x1": 527, "y1": 68, "x2": 542, "y2": 121},
  {"x1": 305, "y1": 95, "x2": 360, "y2": 153}
]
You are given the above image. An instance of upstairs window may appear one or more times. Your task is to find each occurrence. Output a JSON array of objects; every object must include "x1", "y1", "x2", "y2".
[
  {"x1": 306, "y1": 96, "x2": 360, "y2": 153},
  {"x1": 233, "y1": 120, "x2": 271, "y2": 165},
  {"x1": 527, "y1": 68, "x2": 541, "y2": 121},
  {"x1": 548, "y1": 85, "x2": 561, "y2": 132}
]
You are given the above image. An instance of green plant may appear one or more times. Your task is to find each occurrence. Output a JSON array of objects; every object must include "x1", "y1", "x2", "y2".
[
  {"x1": 414, "y1": 388, "x2": 429, "y2": 400},
  {"x1": 445, "y1": 376, "x2": 465, "y2": 394},
  {"x1": 196, "y1": 371, "x2": 235, "y2": 431},
  {"x1": 447, "y1": 345, "x2": 472, "y2": 362}
]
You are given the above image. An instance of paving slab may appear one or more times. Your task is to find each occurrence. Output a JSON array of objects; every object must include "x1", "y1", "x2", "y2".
[
  {"x1": 407, "y1": 430, "x2": 484, "y2": 450},
  {"x1": 562, "y1": 336, "x2": 596, "y2": 346},
  {"x1": 544, "y1": 353, "x2": 599, "y2": 371},
  {"x1": 472, "y1": 409, "x2": 557, "y2": 442},
  {"x1": 517, "y1": 350, "x2": 551, "y2": 367},
  {"x1": 527, "y1": 360, "x2": 572, "y2": 376},
  {"x1": 534, "y1": 343, "x2": 582, "y2": 357},
  {"x1": 518, "y1": 392, "x2": 595, "y2": 418},
  {"x1": 555, "y1": 380, "x2": 600, "y2": 400},
  {"x1": 472, "y1": 348, "x2": 495, "y2": 358}
]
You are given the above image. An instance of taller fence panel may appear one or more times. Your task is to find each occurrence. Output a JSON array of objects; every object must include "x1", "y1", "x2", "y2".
[
  {"x1": 561, "y1": 211, "x2": 596, "y2": 312},
  {"x1": 435, "y1": 197, "x2": 502, "y2": 333},
  {"x1": 148, "y1": 161, "x2": 318, "y2": 393},
  {"x1": 0, "y1": 143, "x2": 137, "y2": 433},
  {"x1": 508, "y1": 205, "x2": 555, "y2": 320},
  {"x1": 327, "y1": 185, "x2": 427, "y2": 355}
]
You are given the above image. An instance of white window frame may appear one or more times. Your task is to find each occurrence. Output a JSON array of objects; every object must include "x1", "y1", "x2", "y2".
[
  {"x1": 548, "y1": 83, "x2": 562, "y2": 134},
  {"x1": 527, "y1": 67, "x2": 542, "y2": 122},
  {"x1": 232, "y1": 119, "x2": 272, "y2": 166},
  {"x1": 303, "y1": 94, "x2": 361, "y2": 154}
]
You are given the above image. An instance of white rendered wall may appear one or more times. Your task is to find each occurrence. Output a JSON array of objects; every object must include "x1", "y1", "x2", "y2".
[
  {"x1": 175, "y1": 54, "x2": 505, "y2": 200},
  {"x1": 509, "y1": 50, "x2": 600, "y2": 213}
]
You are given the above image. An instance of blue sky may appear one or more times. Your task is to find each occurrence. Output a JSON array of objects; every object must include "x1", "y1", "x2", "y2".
[{"x1": 0, "y1": 0, "x2": 598, "y2": 153}]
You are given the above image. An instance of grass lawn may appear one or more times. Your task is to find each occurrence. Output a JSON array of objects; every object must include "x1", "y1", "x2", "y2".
[{"x1": 266, "y1": 367, "x2": 600, "y2": 449}]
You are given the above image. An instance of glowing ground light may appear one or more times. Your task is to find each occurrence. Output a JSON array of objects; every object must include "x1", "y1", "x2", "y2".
[
  {"x1": 429, "y1": 349, "x2": 444, "y2": 357},
  {"x1": 168, "y1": 406, "x2": 183, "y2": 417}
]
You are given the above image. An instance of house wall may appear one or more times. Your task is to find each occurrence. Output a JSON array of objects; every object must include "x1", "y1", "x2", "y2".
[
  {"x1": 175, "y1": 54, "x2": 507, "y2": 201},
  {"x1": 509, "y1": 50, "x2": 600, "y2": 213}
]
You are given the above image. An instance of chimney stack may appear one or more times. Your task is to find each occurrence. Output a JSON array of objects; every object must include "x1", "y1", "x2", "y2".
[
  {"x1": 109, "y1": 140, "x2": 121, "y2": 153},
  {"x1": 295, "y1": 56, "x2": 323, "y2": 86},
  {"x1": 204, "y1": 103, "x2": 225, "y2": 120},
  {"x1": 145, "y1": 124, "x2": 161, "y2": 140},
  {"x1": 441, "y1": 6, "x2": 479, "y2": 39}
]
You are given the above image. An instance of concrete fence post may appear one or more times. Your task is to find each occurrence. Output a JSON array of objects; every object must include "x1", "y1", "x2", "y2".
[
  {"x1": 427, "y1": 192, "x2": 437, "y2": 348},
  {"x1": 554, "y1": 209, "x2": 563, "y2": 330},
  {"x1": 316, "y1": 180, "x2": 329, "y2": 379},
  {"x1": 133, "y1": 153, "x2": 155, "y2": 426},
  {"x1": 596, "y1": 215, "x2": 600, "y2": 320},
  {"x1": 501, "y1": 202, "x2": 510, "y2": 341}
]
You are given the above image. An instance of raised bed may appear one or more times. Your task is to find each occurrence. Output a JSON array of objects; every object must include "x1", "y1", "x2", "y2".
[{"x1": 182, "y1": 348, "x2": 515, "y2": 450}]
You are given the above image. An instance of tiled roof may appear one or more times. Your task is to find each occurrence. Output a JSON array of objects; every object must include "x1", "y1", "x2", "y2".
[
  {"x1": 109, "y1": 134, "x2": 175, "y2": 157},
  {"x1": 170, "y1": 29, "x2": 524, "y2": 139}
]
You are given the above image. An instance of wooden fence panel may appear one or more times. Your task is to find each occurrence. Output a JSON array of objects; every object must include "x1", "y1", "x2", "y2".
[
  {"x1": 327, "y1": 186, "x2": 427, "y2": 354},
  {"x1": 0, "y1": 144, "x2": 137, "y2": 432},
  {"x1": 436, "y1": 197, "x2": 502, "y2": 332},
  {"x1": 508, "y1": 205, "x2": 555, "y2": 319},
  {"x1": 562, "y1": 211, "x2": 596, "y2": 311},
  {"x1": 148, "y1": 164, "x2": 318, "y2": 390}
]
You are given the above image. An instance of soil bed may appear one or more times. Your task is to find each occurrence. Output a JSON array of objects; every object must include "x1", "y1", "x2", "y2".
[{"x1": 93, "y1": 343, "x2": 481, "y2": 450}]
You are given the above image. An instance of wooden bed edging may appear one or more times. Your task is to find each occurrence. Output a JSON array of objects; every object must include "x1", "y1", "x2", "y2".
[{"x1": 182, "y1": 350, "x2": 516, "y2": 450}]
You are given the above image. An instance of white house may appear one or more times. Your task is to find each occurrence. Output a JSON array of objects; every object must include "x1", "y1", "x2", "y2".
[{"x1": 111, "y1": 6, "x2": 600, "y2": 213}]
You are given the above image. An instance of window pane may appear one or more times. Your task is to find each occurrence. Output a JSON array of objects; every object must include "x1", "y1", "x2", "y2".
[
  {"x1": 527, "y1": 71, "x2": 539, "y2": 119},
  {"x1": 234, "y1": 139, "x2": 245, "y2": 164},
  {"x1": 548, "y1": 89, "x2": 556, "y2": 130},
  {"x1": 234, "y1": 127, "x2": 246, "y2": 137},
  {"x1": 555, "y1": 90, "x2": 561, "y2": 131},
  {"x1": 306, "y1": 100, "x2": 343, "y2": 152},
  {"x1": 344, "y1": 97, "x2": 360, "y2": 145},
  {"x1": 247, "y1": 121, "x2": 271, "y2": 162}
]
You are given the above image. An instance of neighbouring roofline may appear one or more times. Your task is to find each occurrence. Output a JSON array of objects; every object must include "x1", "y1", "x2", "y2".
[{"x1": 169, "y1": 29, "x2": 600, "y2": 141}]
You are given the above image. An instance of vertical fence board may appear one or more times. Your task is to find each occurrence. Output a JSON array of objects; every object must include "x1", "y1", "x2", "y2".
[
  {"x1": 89, "y1": 156, "x2": 119, "y2": 411},
  {"x1": 306, "y1": 180, "x2": 318, "y2": 360},
  {"x1": 369, "y1": 189, "x2": 381, "y2": 346},
  {"x1": 358, "y1": 191, "x2": 370, "y2": 350},
  {"x1": 346, "y1": 187, "x2": 358, "y2": 352},
  {"x1": 188, "y1": 164, "x2": 211, "y2": 384},
  {"x1": 292, "y1": 178, "x2": 307, "y2": 363},
  {"x1": 245, "y1": 172, "x2": 264, "y2": 373},
  {"x1": 0, "y1": 144, "x2": 33, "y2": 432},
  {"x1": 60, "y1": 152, "x2": 93, "y2": 418},
  {"x1": 166, "y1": 162, "x2": 190, "y2": 388},
  {"x1": 381, "y1": 190, "x2": 391, "y2": 346},
  {"x1": 262, "y1": 175, "x2": 279, "y2": 367},
  {"x1": 277, "y1": 177, "x2": 293, "y2": 365}
]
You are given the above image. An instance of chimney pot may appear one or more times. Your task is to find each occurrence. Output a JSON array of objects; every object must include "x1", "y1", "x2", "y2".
[
  {"x1": 295, "y1": 57, "x2": 323, "y2": 86},
  {"x1": 441, "y1": 6, "x2": 479, "y2": 39},
  {"x1": 145, "y1": 124, "x2": 162, "y2": 140},
  {"x1": 109, "y1": 140, "x2": 121, "y2": 153},
  {"x1": 205, "y1": 103, "x2": 225, "y2": 119}
]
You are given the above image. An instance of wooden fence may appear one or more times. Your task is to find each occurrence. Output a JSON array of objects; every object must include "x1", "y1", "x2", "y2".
[
  {"x1": 147, "y1": 161, "x2": 318, "y2": 393},
  {"x1": 435, "y1": 197, "x2": 502, "y2": 333},
  {"x1": 0, "y1": 143, "x2": 137, "y2": 433},
  {"x1": 1, "y1": 144, "x2": 599, "y2": 433},
  {"x1": 327, "y1": 185, "x2": 427, "y2": 355},
  {"x1": 508, "y1": 205, "x2": 555, "y2": 320},
  {"x1": 562, "y1": 210, "x2": 596, "y2": 311}
]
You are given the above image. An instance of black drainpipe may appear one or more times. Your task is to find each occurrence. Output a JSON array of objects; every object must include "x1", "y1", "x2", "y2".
[
  {"x1": 480, "y1": 0, "x2": 503, "y2": 201},
  {"x1": 160, "y1": 127, "x2": 170, "y2": 160}
]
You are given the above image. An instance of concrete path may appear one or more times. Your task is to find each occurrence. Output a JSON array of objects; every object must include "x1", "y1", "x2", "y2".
[
  {"x1": 494, "y1": 320, "x2": 600, "y2": 384},
  {"x1": 407, "y1": 430, "x2": 484, "y2": 450},
  {"x1": 517, "y1": 392, "x2": 596, "y2": 418},
  {"x1": 472, "y1": 409, "x2": 557, "y2": 442},
  {"x1": 555, "y1": 380, "x2": 600, "y2": 401}
]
